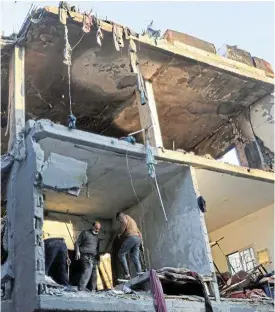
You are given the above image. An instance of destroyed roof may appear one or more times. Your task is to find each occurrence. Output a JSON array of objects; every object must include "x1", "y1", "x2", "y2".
[{"x1": 1, "y1": 5, "x2": 274, "y2": 155}]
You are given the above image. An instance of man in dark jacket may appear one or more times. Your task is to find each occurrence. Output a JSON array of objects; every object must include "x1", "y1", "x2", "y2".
[
  {"x1": 44, "y1": 237, "x2": 70, "y2": 286},
  {"x1": 75, "y1": 221, "x2": 101, "y2": 292}
]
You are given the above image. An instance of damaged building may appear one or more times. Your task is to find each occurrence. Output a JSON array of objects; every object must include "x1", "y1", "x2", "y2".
[{"x1": 1, "y1": 3, "x2": 274, "y2": 312}]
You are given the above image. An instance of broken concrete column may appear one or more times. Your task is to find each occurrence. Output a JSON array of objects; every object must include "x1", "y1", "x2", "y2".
[
  {"x1": 6, "y1": 130, "x2": 45, "y2": 312},
  {"x1": 234, "y1": 109, "x2": 266, "y2": 169},
  {"x1": 7, "y1": 45, "x2": 25, "y2": 154}
]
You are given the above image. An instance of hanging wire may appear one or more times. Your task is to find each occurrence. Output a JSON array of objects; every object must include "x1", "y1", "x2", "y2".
[
  {"x1": 125, "y1": 147, "x2": 146, "y2": 211},
  {"x1": 72, "y1": 32, "x2": 86, "y2": 51},
  {"x1": 153, "y1": 175, "x2": 168, "y2": 223},
  {"x1": 144, "y1": 131, "x2": 168, "y2": 223},
  {"x1": 63, "y1": 25, "x2": 72, "y2": 115},
  {"x1": 67, "y1": 64, "x2": 72, "y2": 115},
  {"x1": 124, "y1": 130, "x2": 168, "y2": 222}
]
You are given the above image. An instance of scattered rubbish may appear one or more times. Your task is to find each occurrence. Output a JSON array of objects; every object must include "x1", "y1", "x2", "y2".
[
  {"x1": 157, "y1": 267, "x2": 213, "y2": 312},
  {"x1": 112, "y1": 285, "x2": 135, "y2": 295},
  {"x1": 229, "y1": 289, "x2": 268, "y2": 300}
]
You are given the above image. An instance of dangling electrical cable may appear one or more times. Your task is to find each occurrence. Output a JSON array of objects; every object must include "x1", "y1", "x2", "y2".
[
  {"x1": 63, "y1": 24, "x2": 76, "y2": 129},
  {"x1": 144, "y1": 131, "x2": 168, "y2": 223}
]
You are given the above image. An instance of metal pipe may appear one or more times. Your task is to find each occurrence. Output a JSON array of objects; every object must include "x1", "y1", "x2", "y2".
[
  {"x1": 128, "y1": 125, "x2": 153, "y2": 137},
  {"x1": 154, "y1": 175, "x2": 168, "y2": 223}
]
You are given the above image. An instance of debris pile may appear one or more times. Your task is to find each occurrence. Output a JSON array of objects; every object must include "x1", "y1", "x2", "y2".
[{"x1": 217, "y1": 265, "x2": 274, "y2": 300}]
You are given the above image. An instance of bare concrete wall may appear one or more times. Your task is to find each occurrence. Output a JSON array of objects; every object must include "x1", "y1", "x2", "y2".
[{"x1": 127, "y1": 167, "x2": 212, "y2": 276}]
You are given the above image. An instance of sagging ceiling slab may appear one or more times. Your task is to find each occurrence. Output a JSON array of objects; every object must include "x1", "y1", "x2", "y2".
[
  {"x1": 1, "y1": 6, "x2": 273, "y2": 154},
  {"x1": 33, "y1": 120, "x2": 274, "y2": 223},
  {"x1": 40, "y1": 137, "x2": 184, "y2": 218},
  {"x1": 196, "y1": 169, "x2": 274, "y2": 232}
]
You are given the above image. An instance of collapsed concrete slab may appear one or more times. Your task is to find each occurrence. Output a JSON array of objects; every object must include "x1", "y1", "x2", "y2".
[{"x1": 41, "y1": 152, "x2": 88, "y2": 196}]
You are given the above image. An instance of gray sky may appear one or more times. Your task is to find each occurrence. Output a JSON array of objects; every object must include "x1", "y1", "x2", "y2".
[{"x1": 1, "y1": 1, "x2": 274, "y2": 66}]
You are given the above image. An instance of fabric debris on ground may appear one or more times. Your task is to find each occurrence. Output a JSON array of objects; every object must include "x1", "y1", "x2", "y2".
[
  {"x1": 150, "y1": 269, "x2": 168, "y2": 312},
  {"x1": 219, "y1": 266, "x2": 274, "y2": 300},
  {"x1": 157, "y1": 267, "x2": 213, "y2": 312},
  {"x1": 229, "y1": 289, "x2": 269, "y2": 300}
]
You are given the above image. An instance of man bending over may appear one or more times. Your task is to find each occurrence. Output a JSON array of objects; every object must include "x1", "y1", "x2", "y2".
[{"x1": 116, "y1": 212, "x2": 143, "y2": 279}]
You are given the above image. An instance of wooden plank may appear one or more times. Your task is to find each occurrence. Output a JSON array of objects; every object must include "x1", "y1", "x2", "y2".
[{"x1": 98, "y1": 253, "x2": 113, "y2": 289}]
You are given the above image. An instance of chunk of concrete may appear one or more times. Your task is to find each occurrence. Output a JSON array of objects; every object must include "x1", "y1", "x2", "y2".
[
  {"x1": 1, "y1": 261, "x2": 14, "y2": 285},
  {"x1": 41, "y1": 153, "x2": 88, "y2": 196}
]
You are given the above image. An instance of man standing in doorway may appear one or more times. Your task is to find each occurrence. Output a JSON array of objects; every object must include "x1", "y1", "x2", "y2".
[
  {"x1": 75, "y1": 221, "x2": 101, "y2": 292},
  {"x1": 116, "y1": 212, "x2": 143, "y2": 279}
]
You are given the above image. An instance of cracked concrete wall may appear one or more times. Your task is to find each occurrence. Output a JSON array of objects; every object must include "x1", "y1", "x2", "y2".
[
  {"x1": 6, "y1": 130, "x2": 45, "y2": 312},
  {"x1": 127, "y1": 167, "x2": 212, "y2": 276},
  {"x1": 250, "y1": 94, "x2": 274, "y2": 170},
  {"x1": 234, "y1": 111, "x2": 266, "y2": 169}
]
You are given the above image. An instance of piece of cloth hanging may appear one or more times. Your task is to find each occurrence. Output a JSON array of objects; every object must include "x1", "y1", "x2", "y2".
[
  {"x1": 59, "y1": 8, "x2": 67, "y2": 25},
  {"x1": 82, "y1": 13, "x2": 93, "y2": 33},
  {"x1": 59, "y1": 1, "x2": 71, "y2": 25},
  {"x1": 146, "y1": 140, "x2": 156, "y2": 178},
  {"x1": 96, "y1": 27, "x2": 103, "y2": 46},
  {"x1": 113, "y1": 24, "x2": 124, "y2": 52},
  {"x1": 63, "y1": 25, "x2": 72, "y2": 66},
  {"x1": 149, "y1": 269, "x2": 168, "y2": 312}
]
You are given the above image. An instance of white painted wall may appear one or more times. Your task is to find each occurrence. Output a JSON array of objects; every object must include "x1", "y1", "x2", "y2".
[
  {"x1": 250, "y1": 94, "x2": 274, "y2": 153},
  {"x1": 209, "y1": 204, "x2": 274, "y2": 273}
]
